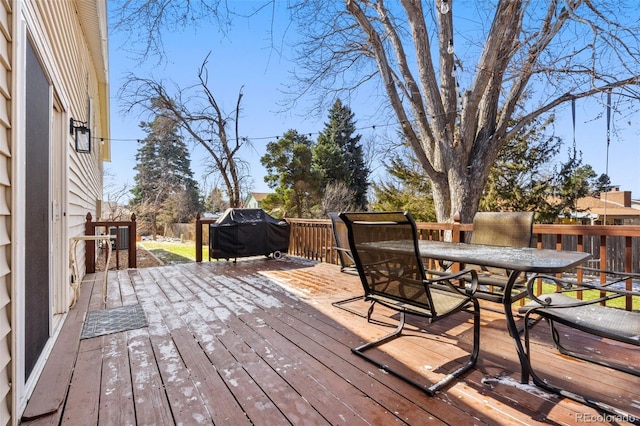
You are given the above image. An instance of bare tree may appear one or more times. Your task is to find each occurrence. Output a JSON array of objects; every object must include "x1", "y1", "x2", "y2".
[
  {"x1": 102, "y1": 168, "x2": 131, "y2": 221},
  {"x1": 134, "y1": 197, "x2": 163, "y2": 239},
  {"x1": 321, "y1": 182, "x2": 358, "y2": 216},
  {"x1": 110, "y1": 0, "x2": 231, "y2": 61},
  {"x1": 121, "y1": 55, "x2": 251, "y2": 208},
  {"x1": 289, "y1": 1, "x2": 640, "y2": 222},
  {"x1": 111, "y1": 1, "x2": 640, "y2": 223}
]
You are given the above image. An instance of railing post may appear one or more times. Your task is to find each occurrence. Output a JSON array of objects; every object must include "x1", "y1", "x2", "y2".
[
  {"x1": 85, "y1": 212, "x2": 96, "y2": 273},
  {"x1": 625, "y1": 236, "x2": 633, "y2": 311},
  {"x1": 196, "y1": 213, "x2": 203, "y2": 262},
  {"x1": 599, "y1": 235, "x2": 607, "y2": 284},
  {"x1": 451, "y1": 214, "x2": 461, "y2": 243},
  {"x1": 114, "y1": 228, "x2": 120, "y2": 270},
  {"x1": 129, "y1": 213, "x2": 137, "y2": 268}
]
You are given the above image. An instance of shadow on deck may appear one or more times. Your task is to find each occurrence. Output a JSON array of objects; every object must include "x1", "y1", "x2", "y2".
[{"x1": 20, "y1": 256, "x2": 639, "y2": 425}]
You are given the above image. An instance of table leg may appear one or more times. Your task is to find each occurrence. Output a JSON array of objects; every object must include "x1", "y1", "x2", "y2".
[{"x1": 503, "y1": 271, "x2": 530, "y2": 384}]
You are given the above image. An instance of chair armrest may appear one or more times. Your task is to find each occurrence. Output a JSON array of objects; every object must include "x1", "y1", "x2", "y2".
[
  {"x1": 576, "y1": 267, "x2": 640, "y2": 288},
  {"x1": 426, "y1": 268, "x2": 479, "y2": 297},
  {"x1": 524, "y1": 273, "x2": 640, "y2": 310},
  {"x1": 577, "y1": 266, "x2": 640, "y2": 279}
]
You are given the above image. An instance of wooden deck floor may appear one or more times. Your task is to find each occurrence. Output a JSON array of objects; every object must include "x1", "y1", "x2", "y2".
[{"x1": 20, "y1": 256, "x2": 639, "y2": 425}]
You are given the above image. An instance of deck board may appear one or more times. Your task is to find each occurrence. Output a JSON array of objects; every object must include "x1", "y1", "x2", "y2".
[
  {"x1": 20, "y1": 256, "x2": 639, "y2": 425},
  {"x1": 98, "y1": 332, "x2": 136, "y2": 426},
  {"x1": 20, "y1": 273, "x2": 96, "y2": 422},
  {"x1": 63, "y1": 338, "x2": 102, "y2": 423}
]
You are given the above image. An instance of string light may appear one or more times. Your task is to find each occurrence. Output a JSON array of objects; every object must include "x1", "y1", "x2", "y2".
[
  {"x1": 440, "y1": 0, "x2": 450, "y2": 14},
  {"x1": 447, "y1": 39, "x2": 454, "y2": 55},
  {"x1": 93, "y1": 114, "x2": 466, "y2": 146}
]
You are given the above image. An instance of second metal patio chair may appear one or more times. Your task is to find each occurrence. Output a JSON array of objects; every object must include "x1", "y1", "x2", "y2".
[
  {"x1": 466, "y1": 211, "x2": 535, "y2": 304},
  {"x1": 340, "y1": 211, "x2": 481, "y2": 395},
  {"x1": 519, "y1": 269, "x2": 640, "y2": 420},
  {"x1": 328, "y1": 212, "x2": 369, "y2": 317}
]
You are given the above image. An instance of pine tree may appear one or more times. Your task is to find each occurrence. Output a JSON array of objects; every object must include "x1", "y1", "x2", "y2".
[
  {"x1": 555, "y1": 145, "x2": 597, "y2": 218},
  {"x1": 131, "y1": 112, "x2": 200, "y2": 236},
  {"x1": 480, "y1": 115, "x2": 562, "y2": 223},
  {"x1": 261, "y1": 130, "x2": 321, "y2": 218},
  {"x1": 314, "y1": 99, "x2": 369, "y2": 210},
  {"x1": 371, "y1": 148, "x2": 436, "y2": 222}
]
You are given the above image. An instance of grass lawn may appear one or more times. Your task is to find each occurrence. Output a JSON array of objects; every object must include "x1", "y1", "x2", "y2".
[{"x1": 140, "y1": 240, "x2": 208, "y2": 264}]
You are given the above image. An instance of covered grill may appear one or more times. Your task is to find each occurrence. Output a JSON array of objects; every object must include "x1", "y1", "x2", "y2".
[{"x1": 209, "y1": 208, "x2": 290, "y2": 261}]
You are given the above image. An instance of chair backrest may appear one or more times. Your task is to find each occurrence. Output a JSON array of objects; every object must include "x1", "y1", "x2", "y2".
[
  {"x1": 340, "y1": 211, "x2": 436, "y2": 312},
  {"x1": 328, "y1": 212, "x2": 356, "y2": 270},
  {"x1": 470, "y1": 211, "x2": 534, "y2": 248}
]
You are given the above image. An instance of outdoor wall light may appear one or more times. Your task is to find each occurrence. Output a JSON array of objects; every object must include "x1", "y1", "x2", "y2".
[{"x1": 70, "y1": 117, "x2": 91, "y2": 153}]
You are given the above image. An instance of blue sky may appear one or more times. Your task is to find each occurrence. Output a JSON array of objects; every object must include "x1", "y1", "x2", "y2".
[
  {"x1": 106, "y1": 3, "x2": 640, "y2": 203},
  {"x1": 106, "y1": 2, "x2": 309, "y2": 199}
]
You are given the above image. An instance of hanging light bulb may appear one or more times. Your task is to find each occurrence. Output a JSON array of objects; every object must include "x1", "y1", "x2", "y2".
[
  {"x1": 451, "y1": 64, "x2": 457, "y2": 78},
  {"x1": 447, "y1": 39, "x2": 454, "y2": 54},
  {"x1": 440, "y1": 0, "x2": 450, "y2": 14}
]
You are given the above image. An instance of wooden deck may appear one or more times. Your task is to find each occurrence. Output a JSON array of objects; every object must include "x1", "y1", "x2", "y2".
[{"x1": 21, "y1": 256, "x2": 639, "y2": 425}]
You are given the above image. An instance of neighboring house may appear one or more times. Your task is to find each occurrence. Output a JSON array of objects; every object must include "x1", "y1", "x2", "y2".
[
  {"x1": 561, "y1": 189, "x2": 640, "y2": 225},
  {"x1": 244, "y1": 192, "x2": 271, "y2": 209},
  {"x1": 0, "y1": 1, "x2": 110, "y2": 423}
]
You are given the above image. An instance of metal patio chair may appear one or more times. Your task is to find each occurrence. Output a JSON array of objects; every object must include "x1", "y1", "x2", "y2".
[
  {"x1": 340, "y1": 211, "x2": 481, "y2": 395},
  {"x1": 519, "y1": 269, "x2": 640, "y2": 420},
  {"x1": 466, "y1": 211, "x2": 535, "y2": 304},
  {"x1": 328, "y1": 212, "x2": 370, "y2": 317}
]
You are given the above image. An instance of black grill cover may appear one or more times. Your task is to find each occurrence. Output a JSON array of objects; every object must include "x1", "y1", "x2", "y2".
[{"x1": 209, "y1": 208, "x2": 290, "y2": 259}]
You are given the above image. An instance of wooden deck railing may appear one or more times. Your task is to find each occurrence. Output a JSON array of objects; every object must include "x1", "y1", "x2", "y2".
[
  {"x1": 194, "y1": 217, "x2": 640, "y2": 273},
  {"x1": 192, "y1": 215, "x2": 639, "y2": 308},
  {"x1": 193, "y1": 215, "x2": 639, "y2": 299},
  {"x1": 195, "y1": 213, "x2": 218, "y2": 262},
  {"x1": 286, "y1": 218, "x2": 640, "y2": 271},
  {"x1": 285, "y1": 218, "x2": 640, "y2": 309},
  {"x1": 85, "y1": 213, "x2": 137, "y2": 272}
]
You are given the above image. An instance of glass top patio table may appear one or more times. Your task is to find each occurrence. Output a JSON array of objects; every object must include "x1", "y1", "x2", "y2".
[
  {"x1": 364, "y1": 239, "x2": 592, "y2": 384},
  {"x1": 416, "y1": 240, "x2": 592, "y2": 273},
  {"x1": 363, "y1": 239, "x2": 591, "y2": 274}
]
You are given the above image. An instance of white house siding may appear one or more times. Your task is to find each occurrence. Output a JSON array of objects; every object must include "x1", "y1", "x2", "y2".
[
  {"x1": 0, "y1": 1, "x2": 109, "y2": 424},
  {"x1": 0, "y1": 0, "x2": 11, "y2": 423},
  {"x1": 34, "y1": 0, "x2": 107, "y2": 237}
]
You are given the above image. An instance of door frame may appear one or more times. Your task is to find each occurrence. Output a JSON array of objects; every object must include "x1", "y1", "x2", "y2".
[
  {"x1": 52, "y1": 99, "x2": 69, "y2": 316},
  {"x1": 13, "y1": 22, "x2": 70, "y2": 416}
]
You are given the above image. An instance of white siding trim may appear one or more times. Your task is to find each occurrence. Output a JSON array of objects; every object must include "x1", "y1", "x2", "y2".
[{"x1": 10, "y1": 5, "x2": 26, "y2": 424}]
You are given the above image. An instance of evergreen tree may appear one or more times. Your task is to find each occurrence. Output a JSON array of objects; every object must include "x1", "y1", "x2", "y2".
[
  {"x1": 314, "y1": 99, "x2": 369, "y2": 210},
  {"x1": 480, "y1": 116, "x2": 562, "y2": 223},
  {"x1": 131, "y1": 112, "x2": 200, "y2": 236},
  {"x1": 555, "y1": 145, "x2": 597, "y2": 218},
  {"x1": 371, "y1": 149, "x2": 436, "y2": 222},
  {"x1": 203, "y1": 187, "x2": 228, "y2": 214},
  {"x1": 261, "y1": 130, "x2": 321, "y2": 218},
  {"x1": 593, "y1": 174, "x2": 612, "y2": 196}
]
